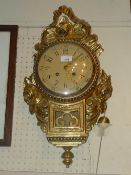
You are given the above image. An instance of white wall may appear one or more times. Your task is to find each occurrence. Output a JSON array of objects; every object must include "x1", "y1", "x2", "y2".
[
  {"x1": 94, "y1": 27, "x2": 131, "y2": 175},
  {"x1": 0, "y1": 0, "x2": 131, "y2": 175},
  {"x1": 0, "y1": 0, "x2": 130, "y2": 26}
]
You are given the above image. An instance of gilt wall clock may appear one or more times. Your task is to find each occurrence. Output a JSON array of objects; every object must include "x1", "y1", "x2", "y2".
[{"x1": 23, "y1": 6, "x2": 112, "y2": 167}]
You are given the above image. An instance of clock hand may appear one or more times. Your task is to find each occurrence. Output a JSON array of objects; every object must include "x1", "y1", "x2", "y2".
[
  {"x1": 64, "y1": 53, "x2": 84, "y2": 70},
  {"x1": 64, "y1": 58, "x2": 78, "y2": 70}
]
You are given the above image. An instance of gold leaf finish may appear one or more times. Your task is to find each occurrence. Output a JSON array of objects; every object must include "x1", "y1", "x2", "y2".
[
  {"x1": 85, "y1": 70, "x2": 113, "y2": 132},
  {"x1": 23, "y1": 74, "x2": 49, "y2": 133},
  {"x1": 62, "y1": 147, "x2": 74, "y2": 168},
  {"x1": 23, "y1": 5, "x2": 113, "y2": 167},
  {"x1": 35, "y1": 5, "x2": 103, "y2": 57}
]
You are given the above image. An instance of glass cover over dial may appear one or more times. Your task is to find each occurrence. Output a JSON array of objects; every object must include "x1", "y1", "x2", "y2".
[{"x1": 37, "y1": 41, "x2": 94, "y2": 97}]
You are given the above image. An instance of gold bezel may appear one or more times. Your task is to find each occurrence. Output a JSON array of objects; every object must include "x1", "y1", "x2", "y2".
[{"x1": 33, "y1": 39, "x2": 100, "y2": 103}]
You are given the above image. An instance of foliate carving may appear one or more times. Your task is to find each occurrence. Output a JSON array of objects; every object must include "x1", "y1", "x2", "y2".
[
  {"x1": 23, "y1": 74, "x2": 48, "y2": 133},
  {"x1": 35, "y1": 5, "x2": 103, "y2": 58},
  {"x1": 85, "y1": 70, "x2": 113, "y2": 132},
  {"x1": 95, "y1": 70, "x2": 113, "y2": 102},
  {"x1": 86, "y1": 97, "x2": 100, "y2": 132}
]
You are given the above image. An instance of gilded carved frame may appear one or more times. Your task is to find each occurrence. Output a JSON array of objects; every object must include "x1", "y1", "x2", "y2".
[{"x1": 23, "y1": 6, "x2": 112, "y2": 167}]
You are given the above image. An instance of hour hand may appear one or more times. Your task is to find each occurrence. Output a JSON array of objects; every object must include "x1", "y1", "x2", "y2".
[
  {"x1": 64, "y1": 63, "x2": 72, "y2": 70},
  {"x1": 64, "y1": 54, "x2": 81, "y2": 70}
]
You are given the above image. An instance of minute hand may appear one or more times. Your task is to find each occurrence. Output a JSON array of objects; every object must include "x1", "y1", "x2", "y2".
[{"x1": 64, "y1": 53, "x2": 84, "y2": 70}]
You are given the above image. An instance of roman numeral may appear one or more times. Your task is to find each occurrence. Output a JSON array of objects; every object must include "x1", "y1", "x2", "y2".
[
  {"x1": 79, "y1": 57, "x2": 85, "y2": 62},
  {"x1": 44, "y1": 55, "x2": 53, "y2": 62},
  {"x1": 47, "y1": 57, "x2": 53, "y2": 62},
  {"x1": 54, "y1": 51, "x2": 59, "y2": 56},
  {"x1": 64, "y1": 83, "x2": 67, "y2": 88},
  {"x1": 39, "y1": 66, "x2": 44, "y2": 71},
  {"x1": 63, "y1": 48, "x2": 68, "y2": 55},
  {"x1": 44, "y1": 66, "x2": 49, "y2": 70},
  {"x1": 73, "y1": 50, "x2": 77, "y2": 56},
  {"x1": 76, "y1": 53, "x2": 83, "y2": 59},
  {"x1": 54, "y1": 80, "x2": 59, "y2": 86},
  {"x1": 80, "y1": 74, "x2": 85, "y2": 78}
]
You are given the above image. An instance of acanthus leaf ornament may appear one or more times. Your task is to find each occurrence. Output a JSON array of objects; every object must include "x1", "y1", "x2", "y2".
[{"x1": 23, "y1": 5, "x2": 113, "y2": 167}]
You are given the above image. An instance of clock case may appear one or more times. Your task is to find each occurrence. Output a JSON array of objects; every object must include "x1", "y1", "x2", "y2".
[{"x1": 23, "y1": 5, "x2": 112, "y2": 167}]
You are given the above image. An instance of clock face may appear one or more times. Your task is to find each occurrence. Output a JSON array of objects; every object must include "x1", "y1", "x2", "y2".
[{"x1": 34, "y1": 41, "x2": 99, "y2": 101}]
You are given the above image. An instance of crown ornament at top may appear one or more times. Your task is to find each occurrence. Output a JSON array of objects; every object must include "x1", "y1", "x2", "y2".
[{"x1": 35, "y1": 5, "x2": 103, "y2": 58}]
